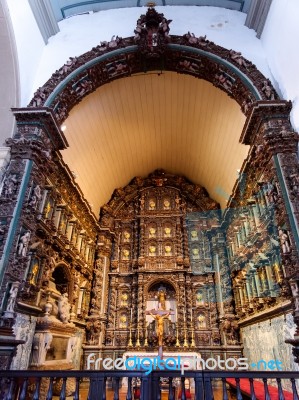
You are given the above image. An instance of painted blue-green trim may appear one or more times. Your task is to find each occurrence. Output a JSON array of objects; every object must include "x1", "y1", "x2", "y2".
[
  {"x1": 168, "y1": 44, "x2": 262, "y2": 100},
  {"x1": 274, "y1": 154, "x2": 299, "y2": 252},
  {"x1": 60, "y1": 0, "x2": 244, "y2": 17},
  {"x1": 45, "y1": 46, "x2": 138, "y2": 107},
  {"x1": 0, "y1": 160, "x2": 33, "y2": 289},
  {"x1": 61, "y1": 0, "x2": 125, "y2": 18},
  {"x1": 45, "y1": 43, "x2": 262, "y2": 107}
]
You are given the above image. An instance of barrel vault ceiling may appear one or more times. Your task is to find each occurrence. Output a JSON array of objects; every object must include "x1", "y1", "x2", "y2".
[{"x1": 61, "y1": 71, "x2": 248, "y2": 215}]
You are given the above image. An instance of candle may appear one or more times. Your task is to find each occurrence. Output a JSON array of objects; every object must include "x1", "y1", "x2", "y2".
[{"x1": 130, "y1": 308, "x2": 133, "y2": 323}]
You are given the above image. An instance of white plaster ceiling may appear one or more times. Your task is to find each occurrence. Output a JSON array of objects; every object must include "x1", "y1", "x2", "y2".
[{"x1": 61, "y1": 71, "x2": 249, "y2": 214}]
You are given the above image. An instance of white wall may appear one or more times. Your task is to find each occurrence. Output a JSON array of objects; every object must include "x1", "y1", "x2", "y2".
[
  {"x1": 261, "y1": 0, "x2": 299, "y2": 132},
  {"x1": 31, "y1": 6, "x2": 271, "y2": 102},
  {"x1": 6, "y1": 0, "x2": 45, "y2": 106}
]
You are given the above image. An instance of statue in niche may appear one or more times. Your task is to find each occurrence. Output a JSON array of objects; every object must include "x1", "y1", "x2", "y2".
[
  {"x1": 191, "y1": 230, "x2": 198, "y2": 240},
  {"x1": 2, "y1": 174, "x2": 18, "y2": 197},
  {"x1": 290, "y1": 173, "x2": 299, "y2": 193},
  {"x1": 197, "y1": 314, "x2": 206, "y2": 329},
  {"x1": 139, "y1": 194, "x2": 145, "y2": 210},
  {"x1": 262, "y1": 79, "x2": 275, "y2": 100},
  {"x1": 266, "y1": 182, "x2": 279, "y2": 203},
  {"x1": 157, "y1": 287, "x2": 167, "y2": 310},
  {"x1": 119, "y1": 314, "x2": 127, "y2": 328},
  {"x1": 149, "y1": 245, "x2": 156, "y2": 256},
  {"x1": 175, "y1": 194, "x2": 180, "y2": 209},
  {"x1": 29, "y1": 263, "x2": 39, "y2": 285},
  {"x1": 6, "y1": 283, "x2": 19, "y2": 312},
  {"x1": 29, "y1": 185, "x2": 42, "y2": 207},
  {"x1": 149, "y1": 200, "x2": 156, "y2": 210},
  {"x1": 164, "y1": 245, "x2": 172, "y2": 255},
  {"x1": 196, "y1": 291, "x2": 204, "y2": 305},
  {"x1": 163, "y1": 199, "x2": 170, "y2": 210},
  {"x1": 58, "y1": 293, "x2": 71, "y2": 323},
  {"x1": 120, "y1": 293, "x2": 128, "y2": 306},
  {"x1": 123, "y1": 231, "x2": 130, "y2": 242},
  {"x1": 44, "y1": 201, "x2": 52, "y2": 218},
  {"x1": 192, "y1": 248, "x2": 200, "y2": 259},
  {"x1": 149, "y1": 227, "x2": 156, "y2": 238},
  {"x1": 279, "y1": 229, "x2": 291, "y2": 253},
  {"x1": 122, "y1": 249, "x2": 130, "y2": 260},
  {"x1": 17, "y1": 231, "x2": 31, "y2": 257},
  {"x1": 164, "y1": 227, "x2": 171, "y2": 237},
  {"x1": 290, "y1": 280, "x2": 299, "y2": 312}
]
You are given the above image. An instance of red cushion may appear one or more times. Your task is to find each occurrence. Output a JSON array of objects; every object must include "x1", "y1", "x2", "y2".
[{"x1": 226, "y1": 378, "x2": 293, "y2": 400}]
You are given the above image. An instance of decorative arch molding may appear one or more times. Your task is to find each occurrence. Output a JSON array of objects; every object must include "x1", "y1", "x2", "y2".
[{"x1": 27, "y1": 7, "x2": 280, "y2": 127}]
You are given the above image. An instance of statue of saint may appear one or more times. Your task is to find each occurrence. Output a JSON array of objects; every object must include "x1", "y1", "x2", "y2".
[
  {"x1": 149, "y1": 227, "x2": 156, "y2": 238},
  {"x1": 164, "y1": 227, "x2": 171, "y2": 237},
  {"x1": 157, "y1": 288, "x2": 167, "y2": 310},
  {"x1": 149, "y1": 312, "x2": 170, "y2": 346}
]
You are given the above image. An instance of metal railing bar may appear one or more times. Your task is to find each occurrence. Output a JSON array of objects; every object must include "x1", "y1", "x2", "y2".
[
  {"x1": 59, "y1": 377, "x2": 67, "y2": 400},
  {"x1": 126, "y1": 377, "x2": 133, "y2": 400},
  {"x1": 249, "y1": 377, "x2": 257, "y2": 400},
  {"x1": 235, "y1": 377, "x2": 243, "y2": 400},
  {"x1": 73, "y1": 377, "x2": 80, "y2": 400},
  {"x1": 113, "y1": 377, "x2": 120, "y2": 400},
  {"x1": 181, "y1": 376, "x2": 186, "y2": 400},
  {"x1": 222, "y1": 377, "x2": 229, "y2": 400},
  {"x1": 19, "y1": 377, "x2": 28, "y2": 400},
  {"x1": 276, "y1": 378, "x2": 285, "y2": 400},
  {"x1": 46, "y1": 376, "x2": 54, "y2": 400},
  {"x1": 262, "y1": 378, "x2": 271, "y2": 400},
  {"x1": 168, "y1": 377, "x2": 174, "y2": 400},
  {"x1": 32, "y1": 377, "x2": 41, "y2": 400},
  {"x1": 291, "y1": 378, "x2": 299, "y2": 400}
]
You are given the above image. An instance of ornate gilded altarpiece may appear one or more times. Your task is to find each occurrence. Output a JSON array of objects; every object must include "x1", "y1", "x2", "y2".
[{"x1": 84, "y1": 170, "x2": 242, "y2": 364}]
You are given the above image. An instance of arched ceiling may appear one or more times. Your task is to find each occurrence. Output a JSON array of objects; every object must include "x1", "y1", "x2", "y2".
[{"x1": 61, "y1": 71, "x2": 248, "y2": 214}]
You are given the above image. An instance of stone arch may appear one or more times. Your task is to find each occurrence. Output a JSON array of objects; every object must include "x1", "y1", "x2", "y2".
[{"x1": 27, "y1": 8, "x2": 279, "y2": 126}]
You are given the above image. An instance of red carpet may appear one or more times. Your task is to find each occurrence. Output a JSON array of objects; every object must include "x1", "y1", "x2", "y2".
[{"x1": 226, "y1": 378, "x2": 293, "y2": 400}]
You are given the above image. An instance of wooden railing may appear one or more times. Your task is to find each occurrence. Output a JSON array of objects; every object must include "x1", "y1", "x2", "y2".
[{"x1": 0, "y1": 369, "x2": 299, "y2": 399}]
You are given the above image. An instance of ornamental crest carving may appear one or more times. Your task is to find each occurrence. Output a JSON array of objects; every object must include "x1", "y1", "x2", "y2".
[{"x1": 134, "y1": 7, "x2": 172, "y2": 57}]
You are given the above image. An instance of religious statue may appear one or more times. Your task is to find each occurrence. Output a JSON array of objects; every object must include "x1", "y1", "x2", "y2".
[
  {"x1": 44, "y1": 201, "x2": 52, "y2": 218},
  {"x1": 149, "y1": 245, "x2": 156, "y2": 256},
  {"x1": 163, "y1": 199, "x2": 170, "y2": 210},
  {"x1": 58, "y1": 293, "x2": 71, "y2": 323},
  {"x1": 17, "y1": 231, "x2": 31, "y2": 257},
  {"x1": 175, "y1": 194, "x2": 180, "y2": 209},
  {"x1": 191, "y1": 230, "x2": 198, "y2": 240},
  {"x1": 120, "y1": 314, "x2": 127, "y2": 328},
  {"x1": 149, "y1": 312, "x2": 170, "y2": 346},
  {"x1": 279, "y1": 229, "x2": 291, "y2": 253},
  {"x1": 120, "y1": 292, "x2": 128, "y2": 306},
  {"x1": 164, "y1": 227, "x2": 171, "y2": 237},
  {"x1": 6, "y1": 283, "x2": 19, "y2": 312},
  {"x1": 197, "y1": 314, "x2": 206, "y2": 328},
  {"x1": 192, "y1": 248, "x2": 200, "y2": 259},
  {"x1": 149, "y1": 200, "x2": 156, "y2": 210},
  {"x1": 157, "y1": 287, "x2": 167, "y2": 310},
  {"x1": 196, "y1": 290, "x2": 204, "y2": 305},
  {"x1": 29, "y1": 185, "x2": 42, "y2": 207},
  {"x1": 123, "y1": 249, "x2": 130, "y2": 260},
  {"x1": 123, "y1": 231, "x2": 130, "y2": 242},
  {"x1": 164, "y1": 245, "x2": 172, "y2": 255},
  {"x1": 29, "y1": 263, "x2": 39, "y2": 285},
  {"x1": 149, "y1": 227, "x2": 156, "y2": 238}
]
